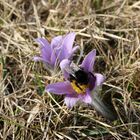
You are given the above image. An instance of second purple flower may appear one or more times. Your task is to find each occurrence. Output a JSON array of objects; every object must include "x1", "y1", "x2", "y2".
[{"x1": 34, "y1": 32, "x2": 79, "y2": 69}]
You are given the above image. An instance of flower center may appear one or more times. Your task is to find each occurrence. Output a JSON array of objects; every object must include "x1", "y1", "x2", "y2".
[
  {"x1": 68, "y1": 68, "x2": 90, "y2": 94},
  {"x1": 70, "y1": 80, "x2": 89, "y2": 94}
]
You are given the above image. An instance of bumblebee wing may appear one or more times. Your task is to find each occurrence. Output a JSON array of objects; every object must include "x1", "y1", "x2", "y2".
[
  {"x1": 70, "y1": 62, "x2": 80, "y2": 71},
  {"x1": 64, "y1": 62, "x2": 80, "y2": 77}
]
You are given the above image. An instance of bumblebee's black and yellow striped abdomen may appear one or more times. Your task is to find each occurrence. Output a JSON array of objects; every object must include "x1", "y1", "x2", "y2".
[{"x1": 69, "y1": 69, "x2": 89, "y2": 94}]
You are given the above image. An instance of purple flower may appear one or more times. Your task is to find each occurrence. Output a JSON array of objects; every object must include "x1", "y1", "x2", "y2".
[
  {"x1": 34, "y1": 32, "x2": 79, "y2": 69},
  {"x1": 46, "y1": 50, "x2": 105, "y2": 108}
]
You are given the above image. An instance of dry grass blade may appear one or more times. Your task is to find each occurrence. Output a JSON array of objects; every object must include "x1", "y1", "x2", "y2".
[{"x1": 26, "y1": 103, "x2": 41, "y2": 127}]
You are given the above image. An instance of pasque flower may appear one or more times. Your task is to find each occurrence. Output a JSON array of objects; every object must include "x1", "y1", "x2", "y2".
[
  {"x1": 34, "y1": 32, "x2": 79, "y2": 69},
  {"x1": 46, "y1": 50, "x2": 105, "y2": 108}
]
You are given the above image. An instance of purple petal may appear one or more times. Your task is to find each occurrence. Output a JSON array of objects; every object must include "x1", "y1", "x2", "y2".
[
  {"x1": 60, "y1": 59, "x2": 71, "y2": 79},
  {"x1": 81, "y1": 50, "x2": 96, "y2": 72},
  {"x1": 57, "y1": 32, "x2": 76, "y2": 61},
  {"x1": 46, "y1": 81, "x2": 75, "y2": 95},
  {"x1": 50, "y1": 49, "x2": 57, "y2": 67},
  {"x1": 33, "y1": 56, "x2": 50, "y2": 64},
  {"x1": 71, "y1": 45, "x2": 79, "y2": 54},
  {"x1": 41, "y1": 47, "x2": 51, "y2": 62},
  {"x1": 68, "y1": 45, "x2": 79, "y2": 59},
  {"x1": 51, "y1": 36, "x2": 63, "y2": 49},
  {"x1": 33, "y1": 56, "x2": 43, "y2": 62},
  {"x1": 94, "y1": 73, "x2": 105, "y2": 87},
  {"x1": 64, "y1": 95, "x2": 79, "y2": 108},
  {"x1": 62, "y1": 32, "x2": 76, "y2": 53},
  {"x1": 35, "y1": 38, "x2": 51, "y2": 62},
  {"x1": 80, "y1": 90, "x2": 92, "y2": 104},
  {"x1": 35, "y1": 38, "x2": 50, "y2": 48}
]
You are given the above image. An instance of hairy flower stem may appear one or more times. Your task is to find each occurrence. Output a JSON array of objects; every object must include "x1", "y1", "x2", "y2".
[{"x1": 91, "y1": 91, "x2": 117, "y2": 121}]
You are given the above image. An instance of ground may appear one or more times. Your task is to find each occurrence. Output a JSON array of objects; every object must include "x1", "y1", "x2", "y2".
[{"x1": 0, "y1": 0, "x2": 140, "y2": 139}]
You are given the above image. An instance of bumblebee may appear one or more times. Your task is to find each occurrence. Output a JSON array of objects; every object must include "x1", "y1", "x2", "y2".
[{"x1": 67, "y1": 63, "x2": 91, "y2": 94}]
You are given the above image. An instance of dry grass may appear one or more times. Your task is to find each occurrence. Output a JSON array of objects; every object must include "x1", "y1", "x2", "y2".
[{"x1": 0, "y1": 0, "x2": 140, "y2": 139}]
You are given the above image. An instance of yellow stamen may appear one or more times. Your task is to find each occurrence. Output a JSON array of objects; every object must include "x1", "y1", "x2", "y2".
[{"x1": 70, "y1": 80, "x2": 88, "y2": 94}]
